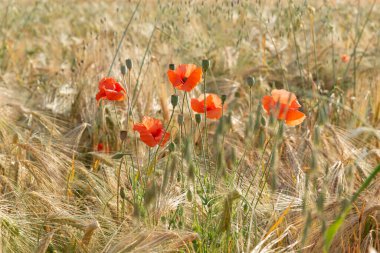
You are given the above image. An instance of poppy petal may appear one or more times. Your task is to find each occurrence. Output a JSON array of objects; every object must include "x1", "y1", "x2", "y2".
[
  {"x1": 206, "y1": 108, "x2": 222, "y2": 119},
  {"x1": 143, "y1": 116, "x2": 162, "y2": 135},
  {"x1": 167, "y1": 70, "x2": 183, "y2": 88},
  {"x1": 96, "y1": 87, "x2": 107, "y2": 101},
  {"x1": 285, "y1": 110, "x2": 306, "y2": 126},
  {"x1": 181, "y1": 67, "x2": 202, "y2": 92},
  {"x1": 176, "y1": 64, "x2": 188, "y2": 78},
  {"x1": 271, "y1": 89, "x2": 296, "y2": 105},
  {"x1": 183, "y1": 64, "x2": 197, "y2": 78},
  {"x1": 105, "y1": 90, "x2": 125, "y2": 101},
  {"x1": 154, "y1": 131, "x2": 170, "y2": 146},
  {"x1": 206, "y1": 93, "x2": 222, "y2": 109},
  {"x1": 290, "y1": 99, "x2": 301, "y2": 109},
  {"x1": 191, "y1": 98, "x2": 205, "y2": 113},
  {"x1": 140, "y1": 133, "x2": 158, "y2": 147},
  {"x1": 277, "y1": 103, "x2": 290, "y2": 120},
  {"x1": 133, "y1": 123, "x2": 147, "y2": 132},
  {"x1": 114, "y1": 82, "x2": 126, "y2": 93},
  {"x1": 133, "y1": 123, "x2": 157, "y2": 147},
  {"x1": 161, "y1": 132, "x2": 170, "y2": 146},
  {"x1": 262, "y1": 95, "x2": 274, "y2": 114},
  {"x1": 99, "y1": 77, "x2": 116, "y2": 90}
]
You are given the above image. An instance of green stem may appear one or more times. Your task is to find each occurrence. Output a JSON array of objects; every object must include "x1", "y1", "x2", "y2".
[
  {"x1": 148, "y1": 107, "x2": 175, "y2": 173},
  {"x1": 323, "y1": 163, "x2": 380, "y2": 252},
  {"x1": 203, "y1": 70, "x2": 208, "y2": 171},
  {"x1": 116, "y1": 157, "x2": 123, "y2": 221},
  {"x1": 107, "y1": 0, "x2": 141, "y2": 76},
  {"x1": 131, "y1": 26, "x2": 156, "y2": 109}
]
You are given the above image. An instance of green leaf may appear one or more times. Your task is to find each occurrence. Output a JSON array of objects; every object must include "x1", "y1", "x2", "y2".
[
  {"x1": 111, "y1": 152, "x2": 130, "y2": 159},
  {"x1": 323, "y1": 163, "x2": 380, "y2": 252}
]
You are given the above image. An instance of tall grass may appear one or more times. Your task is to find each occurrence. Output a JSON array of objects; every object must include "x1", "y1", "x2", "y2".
[{"x1": 0, "y1": 0, "x2": 379, "y2": 252}]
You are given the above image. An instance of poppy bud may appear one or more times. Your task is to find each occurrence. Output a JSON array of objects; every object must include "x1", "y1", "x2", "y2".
[
  {"x1": 227, "y1": 112, "x2": 232, "y2": 126},
  {"x1": 169, "y1": 142, "x2": 175, "y2": 152},
  {"x1": 260, "y1": 116, "x2": 266, "y2": 126},
  {"x1": 313, "y1": 126, "x2": 320, "y2": 146},
  {"x1": 120, "y1": 130, "x2": 128, "y2": 141},
  {"x1": 195, "y1": 114, "x2": 202, "y2": 124},
  {"x1": 120, "y1": 186, "x2": 126, "y2": 199},
  {"x1": 168, "y1": 63, "x2": 175, "y2": 70},
  {"x1": 202, "y1": 59, "x2": 210, "y2": 72},
  {"x1": 177, "y1": 114, "x2": 184, "y2": 125},
  {"x1": 120, "y1": 64, "x2": 126, "y2": 75},
  {"x1": 171, "y1": 94, "x2": 178, "y2": 107},
  {"x1": 258, "y1": 129, "x2": 266, "y2": 149},
  {"x1": 243, "y1": 203, "x2": 248, "y2": 212},
  {"x1": 246, "y1": 76, "x2": 255, "y2": 87},
  {"x1": 221, "y1": 94, "x2": 227, "y2": 105},
  {"x1": 186, "y1": 189, "x2": 193, "y2": 201},
  {"x1": 183, "y1": 138, "x2": 193, "y2": 162},
  {"x1": 311, "y1": 151, "x2": 318, "y2": 171},
  {"x1": 125, "y1": 59, "x2": 133, "y2": 70},
  {"x1": 188, "y1": 163, "x2": 195, "y2": 181}
]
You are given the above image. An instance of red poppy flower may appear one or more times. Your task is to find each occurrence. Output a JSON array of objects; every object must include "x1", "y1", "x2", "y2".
[
  {"x1": 167, "y1": 64, "x2": 202, "y2": 92},
  {"x1": 96, "y1": 143, "x2": 110, "y2": 153},
  {"x1": 191, "y1": 93, "x2": 224, "y2": 119},
  {"x1": 133, "y1": 116, "x2": 170, "y2": 147},
  {"x1": 262, "y1": 89, "x2": 306, "y2": 126},
  {"x1": 341, "y1": 54, "x2": 349, "y2": 63},
  {"x1": 96, "y1": 77, "x2": 126, "y2": 101}
]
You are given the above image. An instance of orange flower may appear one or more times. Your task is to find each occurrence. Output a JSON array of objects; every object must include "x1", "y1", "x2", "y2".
[
  {"x1": 191, "y1": 93, "x2": 224, "y2": 119},
  {"x1": 133, "y1": 116, "x2": 170, "y2": 147},
  {"x1": 262, "y1": 89, "x2": 306, "y2": 126},
  {"x1": 341, "y1": 54, "x2": 349, "y2": 63},
  {"x1": 167, "y1": 64, "x2": 202, "y2": 92},
  {"x1": 96, "y1": 77, "x2": 126, "y2": 101}
]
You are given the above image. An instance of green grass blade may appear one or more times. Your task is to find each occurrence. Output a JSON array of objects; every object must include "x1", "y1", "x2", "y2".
[{"x1": 323, "y1": 163, "x2": 380, "y2": 252}]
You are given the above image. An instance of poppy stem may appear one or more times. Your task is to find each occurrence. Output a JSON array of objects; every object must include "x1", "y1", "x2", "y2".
[
  {"x1": 180, "y1": 93, "x2": 187, "y2": 135},
  {"x1": 116, "y1": 157, "x2": 123, "y2": 222},
  {"x1": 127, "y1": 70, "x2": 141, "y2": 176},
  {"x1": 130, "y1": 26, "x2": 156, "y2": 110},
  {"x1": 203, "y1": 69, "x2": 208, "y2": 171},
  {"x1": 184, "y1": 92, "x2": 193, "y2": 137},
  {"x1": 149, "y1": 105, "x2": 176, "y2": 173},
  {"x1": 107, "y1": 0, "x2": 141, "y2": 76},
  {"x1": 249, "y1": 86, "x2": 252, "y2": 114}
]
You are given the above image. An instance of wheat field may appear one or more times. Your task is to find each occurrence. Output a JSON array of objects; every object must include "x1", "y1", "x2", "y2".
[{"x1": 0, "y1": 0, "x2": 379, "y2": 252}]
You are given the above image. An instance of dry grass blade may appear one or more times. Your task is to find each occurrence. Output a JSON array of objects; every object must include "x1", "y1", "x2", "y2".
[{"x1": 35, "y1": 230, "x2": 55, "y2": 253}]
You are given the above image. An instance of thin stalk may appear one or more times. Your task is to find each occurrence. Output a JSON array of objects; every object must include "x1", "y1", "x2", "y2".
[
  {"x1": 289, "y1": 3, "x2": 305, "y2": 87},
  {"x1": 184, "y1": 92, "x2": 193, "y2": 136},
  {"x1": 116, "y1": 157, "x2": 123, "y2": 221},
  {"x1": 309, "y1": 11, "x2": 319, "y2": 86},
  {"x1": 249, "y1": 87, "x2": 252, "y2": 114},
  {"x1": 341, "y1": 0, "x2": 375, "y2": 90},
  {"x1": 107, "y1": 0, "x2": 142, "y2": 76},
  {"x1": 331, "y1": 28, "x2": 337, "y2": 89},
  {"x1": 148, "y1": 108, "x2": 175, "y2": 173},
  {"x1": 203, "y1": 70, "x2": 208, "y2": 171},
  {"x1": 130, "y1": 26, "x2": 156, "y2": 109}
]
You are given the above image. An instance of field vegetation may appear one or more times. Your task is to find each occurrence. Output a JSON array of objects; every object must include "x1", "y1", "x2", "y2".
[{"x1": 0, "y1": 0, "x2": 379, "y2": 252}]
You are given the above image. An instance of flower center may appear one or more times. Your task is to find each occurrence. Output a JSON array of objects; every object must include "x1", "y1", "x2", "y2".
[
  {"x1": 182, "y1": 77, "x2": 188, "y2": 83},
  {"x1": 151, "y1": 128, "x2": 162, "y2": 138}
]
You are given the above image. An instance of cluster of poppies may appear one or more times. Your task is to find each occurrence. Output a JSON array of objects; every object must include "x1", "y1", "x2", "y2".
[{"x1": 95, "y1": 63, "x2": 305, "y2": 148}]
